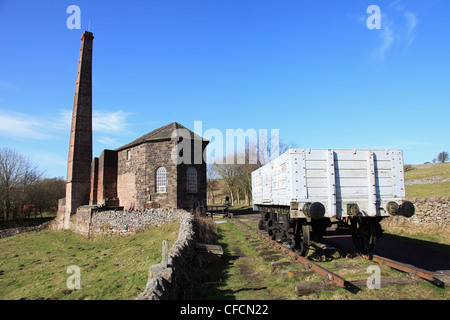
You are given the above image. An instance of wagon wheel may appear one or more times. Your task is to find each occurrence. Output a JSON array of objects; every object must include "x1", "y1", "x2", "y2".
[
  {"x1": 351, "y1": 218, "x2": 377, "y2": 254},
  {"x1": 293, "y1": 220, "x2": 310, "y2": 257},
  {"x1": 258, "y1": 218, "x2": 265, "y2": 230},
  {"x1": 267, "y1": 219, "x2": 278, "y2": 240}
]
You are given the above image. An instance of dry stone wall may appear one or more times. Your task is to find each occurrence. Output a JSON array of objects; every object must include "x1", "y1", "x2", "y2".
[
  {"x1": 0, "y1": 221, "x2": 51, "y2": 239},
  {"x1": 90, "y1": 208, "x2": 187, "y2": 236},
  {"x1": 136, "y1": 209, "x2": 196, "y2": 300},
  {"x1": 69, "y1": 206, "x2": 190, "y2": 237},
  {"x1": 404, "y1": 197, "x2": 450, "y2": 226}
]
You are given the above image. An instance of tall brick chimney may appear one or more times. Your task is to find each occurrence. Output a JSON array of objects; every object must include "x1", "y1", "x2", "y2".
[{"x1": 63, "y1": 31, "x2": 94, "y2": 229}]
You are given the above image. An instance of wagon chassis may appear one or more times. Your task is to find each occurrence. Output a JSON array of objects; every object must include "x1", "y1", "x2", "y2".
[{"x1": 257, "y1": 204, "x2": 387, "y2": 256}]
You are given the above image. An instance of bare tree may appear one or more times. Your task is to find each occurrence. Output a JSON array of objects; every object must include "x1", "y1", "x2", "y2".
[
  {"x1": 212, "y1": 159, "x2": 240, "y2": 205},
  {"x1": 212, "y1": 138, "x2": 298, "y2": 206},
  {"x1": 206, "y1": 165, "x2": 221, "y2": 204},
  {"x1": 437, "y1": 151, "x2": 449, "y2": 163},
  {"x1": 0, "y1": 148, "x2": 43, "y2": 220},
  {"x1": 26, "y1": 178, "x2": 65, "y2": 217}
]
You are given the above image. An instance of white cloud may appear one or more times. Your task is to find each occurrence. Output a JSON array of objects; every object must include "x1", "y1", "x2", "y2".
[
  {"x1": 0, "y1": 108, "x2": 131, "y2": 141},
  {"x1": 404, "y1": 12, "x2": 418, "y2": 46},
  {"x1": 93, "y1": 110, "x2": 131, "y2": 133},
  {"x1": 0, "y1": 110, "x2": 52, "y2": 140},
  {"x1": 378, "y1": 14, "x2": 395, "y2": 57},
  {"x1": 96, "y1": 136, "x2": 119, "y2": 147},
  {"x1": 367, "y1": 3, "x2": 419, "y2": 58},
  {"x1": 59, "y1": 109, "x2": 131, "y2": 134},
  {"x1": 361, "y1": 140, "x2": 430, "y2": 151},
  {"x1": 0, "y1": 80, "x2": 19, "y2": 91}
]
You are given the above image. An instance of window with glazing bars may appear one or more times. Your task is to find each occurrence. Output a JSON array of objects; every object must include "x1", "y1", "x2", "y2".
[
  {"x1": 156, "y1": 167, "x2": 167, "y2": 193},
  {"x1": 186, "y1": 167, "x2": 197, "y2": 193}
]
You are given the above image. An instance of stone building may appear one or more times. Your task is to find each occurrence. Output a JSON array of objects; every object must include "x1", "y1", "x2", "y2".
[
  {"x1": 90, "y1": 121, "x2": 209, "y2": 212},
  {"x1": 55, "y1": 31, "x2": 208, "y2": 230}
]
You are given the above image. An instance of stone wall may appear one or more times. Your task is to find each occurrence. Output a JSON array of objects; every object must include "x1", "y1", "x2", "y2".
[
  {"x1": 117, "y1": 140, "x2": 179, "y2": 211},
  {"x1": 0, "y1": 221, "x2": 51, "y2": 239},
  {"x1": 175, "y1": 140, "x2": 209, "y2": 210},
  {"x1": 53, "y1": 198, "x2": 66, "y2": 230},
  {"x1": 116, "y1": 139, "x2": 208, "y2": 212},
  {"x1": 403, "y1": 197, "x2": 450, "y2": 226},
  {"x1": 72, "y1": 205, "x2": 96, "y2": 237},
  {"x1": 117, "y1": 143, "x2": 147, "y2": 211},
  {"x1": 69, "y1": 206, "x2": 189, "y2": 237},
  {"x1": 136, "y1": 210, "x2": 196, "y2": 300},
  {"x1": 90, "y1": 208, "x2": 187, "y2": 236}
]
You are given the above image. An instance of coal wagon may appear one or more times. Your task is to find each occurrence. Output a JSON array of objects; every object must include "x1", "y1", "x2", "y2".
[{"x1": 251, "y1": 149, "x2": 415, "y2": 255}]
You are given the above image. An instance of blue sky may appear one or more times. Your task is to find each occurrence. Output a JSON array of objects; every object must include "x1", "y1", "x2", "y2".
[{"x1": 0, "y1": 0, "x2": 449, "y2": 178}]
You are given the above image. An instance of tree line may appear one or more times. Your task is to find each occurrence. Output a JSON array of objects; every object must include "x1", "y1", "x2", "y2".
[
  {"x1": 0, "y1": 148, "x2": 65, "y2": 221},
  {"x1": 433, "y1": 151, "x2": 449, "y2": 164}
]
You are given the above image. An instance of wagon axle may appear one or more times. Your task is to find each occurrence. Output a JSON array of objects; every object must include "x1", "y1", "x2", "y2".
[{"x1": 258, "y1": 209, "x2": 387, "y2": 256}]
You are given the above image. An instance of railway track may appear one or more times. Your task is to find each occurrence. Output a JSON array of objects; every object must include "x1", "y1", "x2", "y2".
[{"x1": 232, "y1": 216, "x2": 445, "y2": 296}]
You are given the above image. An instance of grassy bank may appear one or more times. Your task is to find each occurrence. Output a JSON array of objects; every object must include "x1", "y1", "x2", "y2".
[{"x1": 0, "y1": 222, "x2": 179, "y2": 300}]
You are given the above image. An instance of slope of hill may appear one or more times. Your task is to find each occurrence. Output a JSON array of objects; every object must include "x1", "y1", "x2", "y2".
[{"x1": 405, "y1": 162, "x2": 450, "y2": 198}]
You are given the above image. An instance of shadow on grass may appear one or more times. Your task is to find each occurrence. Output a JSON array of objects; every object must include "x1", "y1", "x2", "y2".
[
  {"x1": 378, "y1": 233, "x2": 450, "y2": 271},
  {"x1": 190, "y1": 230, "x2": 241, "y2": 300},
  {"x1": 329, "y1": 232, "x2": 450, "y2": 272},
  {"x1": 0, "y1": 217, "x2": 54, "y2": 231}
]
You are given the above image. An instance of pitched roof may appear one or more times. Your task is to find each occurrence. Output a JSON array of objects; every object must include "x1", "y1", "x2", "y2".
[{"x1": 116, "y1": 122, "x2": 208, "y2": 151}]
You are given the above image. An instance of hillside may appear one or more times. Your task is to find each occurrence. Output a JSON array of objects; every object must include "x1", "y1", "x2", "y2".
[{"x1": 405, "y1": 162, "x2": 450, "y2": 198}]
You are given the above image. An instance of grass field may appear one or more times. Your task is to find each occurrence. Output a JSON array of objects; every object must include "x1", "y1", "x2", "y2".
[
  {"x1": 405, "y1": 162, "x2": 450, "y2": 198},
  {"x1": 406, "y1": 182, "x2": 450, "y2": 198},
  {"x1": 405, "y1": 162, "x2": 450, "y2": 180},
  {"x1": 0, "y1": 222, "x2": 179, "y2": 300}
]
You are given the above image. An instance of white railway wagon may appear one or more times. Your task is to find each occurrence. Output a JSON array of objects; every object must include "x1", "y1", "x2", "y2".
[{"x1": 252, "y1": 149, "x2": 415, "y2": 255}]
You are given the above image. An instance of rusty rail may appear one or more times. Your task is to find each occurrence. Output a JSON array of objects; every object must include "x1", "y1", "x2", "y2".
[
  {"x1": 366, "y1": 254, "x2": 437, "y2": 282},
  {"x1": 321, "y1": 237, "x2": 441, "y2": 285},
  {"x1": 234, "y1": 218, "x2": 348, "y2": 289}
]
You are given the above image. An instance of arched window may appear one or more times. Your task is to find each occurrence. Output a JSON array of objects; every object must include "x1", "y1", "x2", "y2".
[
  {"x1": 156, "y1": 167, "x2": 167, "y2": 193},
  {"x1": 186, "y1": 167, "x2": 197, "y2": 193}
]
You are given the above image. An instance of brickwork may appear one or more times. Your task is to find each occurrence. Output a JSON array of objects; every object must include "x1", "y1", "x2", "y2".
[
  {"x1": 89, "y1": 158, "x2": 98, "y2": 205},
  {"x1": 96, "y1": 149, "x2": 118, "y2": 205},
  {"x1": 63, "y1": 31, "x2": 94, "y2": 229}
]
